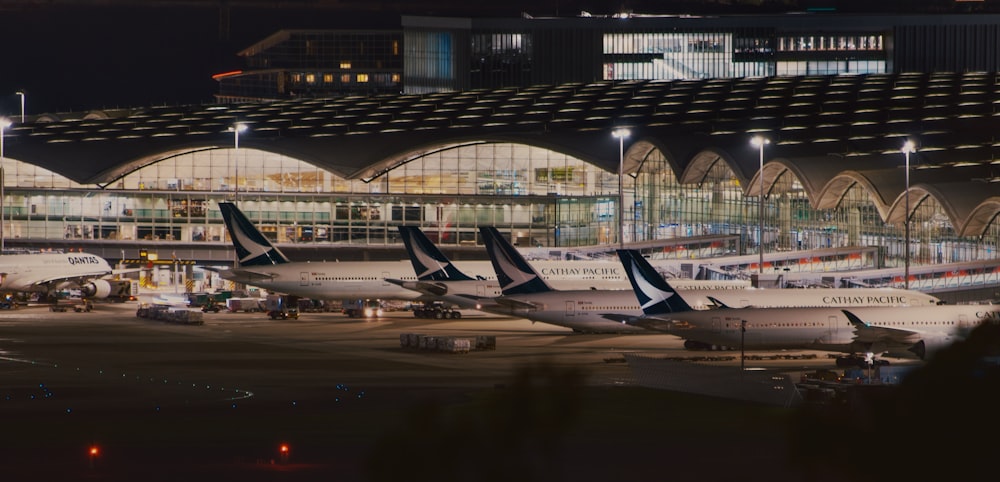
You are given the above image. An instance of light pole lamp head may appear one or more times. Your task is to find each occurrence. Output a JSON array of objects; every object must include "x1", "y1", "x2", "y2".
[
  {"x1": 901, "y1": 139, "x2": 916, "y2": 155},
  {"x1": 611, "y1": 127, "x2": 631, "y2": 139},
  {"x1": 0, "y1": 117, "x2": 11, "y2": 130},
  {"x1": 750, "y1": 135, "x2": 770, "y2": 148},
  {"x1": 229, "y1": 123, "x2": 248, "y2": 134}
]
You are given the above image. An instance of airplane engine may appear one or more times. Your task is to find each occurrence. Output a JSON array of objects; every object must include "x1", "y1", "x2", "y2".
[
  {"x1": 907, "y1": 335, "x2": 956, "y2": 360},
  {"x1": 80, "y1": 279, "x2": 113, "y2": 299}
]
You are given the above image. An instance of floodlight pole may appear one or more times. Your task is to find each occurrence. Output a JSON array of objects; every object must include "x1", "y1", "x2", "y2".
[
  {"x1": 15, "y1": 91, "x2": 25, "y2": 123},
  {"x1": 902, "y1": 140, "x2": 916, "y2": 290},
  {"x1": 751, "y1": 136, "x2": 770, "y2": 275},
  {"x1": 612, "y1": 128, "x2": 631, "y2": 249},
  {"x1": 0, "y1": 118, "x2": 11, "y2": 253},
  {"x1": 229, "y1": 123, "x2": 247, "y2": 200}
]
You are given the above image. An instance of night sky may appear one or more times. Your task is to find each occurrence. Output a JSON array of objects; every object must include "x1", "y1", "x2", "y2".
[{"x1": 0, "y1": 1, "x2": 663, "y2": 115}]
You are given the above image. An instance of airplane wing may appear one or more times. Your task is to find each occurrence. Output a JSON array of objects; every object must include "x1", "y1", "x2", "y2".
[
  {"x1": 842, "y1": 310, "x2": 924, "y2": 345},
  {"x1": 218, "y1": 268, "x2": 280, "y2": 281},
  {"x1": 493, "y1": 296, "x2": 542, "y2": 311},
  {"x1": 600, "y1": 313, "x2": 635, "y2": 323},
  {"x1": 621, "y1": 314, "x2": 696, "y2": 333},
  {"x1": 385, "y1": 278, "x2": 449, "y2": 297}
]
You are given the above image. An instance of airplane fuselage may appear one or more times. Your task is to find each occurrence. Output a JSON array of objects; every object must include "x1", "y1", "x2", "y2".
[
  {"x1": 484, "y1": 287, "x2": 943, "y2": 334},
  {"x1": 0, "y1": 252, "x2": 113, "y2": 294},
  {"x1": 636, "y1": 304, "x2": 1000, "y2": 356}
]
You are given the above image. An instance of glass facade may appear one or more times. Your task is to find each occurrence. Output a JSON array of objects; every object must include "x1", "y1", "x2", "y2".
[
  {"x1": 3, "y1": 138, "x2": 994, "y2": 272},
  {"x1": 603, "y1": 32, "x2": 886, "y2": 81}
]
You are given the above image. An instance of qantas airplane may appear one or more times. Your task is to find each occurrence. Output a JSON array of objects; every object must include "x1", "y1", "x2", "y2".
[
  {"x1": 0, "y1": 251, "x2": 121, "y2": 299},
  {"x1": 617, "y1": 248, "x2": 1000, "y2": 363}
]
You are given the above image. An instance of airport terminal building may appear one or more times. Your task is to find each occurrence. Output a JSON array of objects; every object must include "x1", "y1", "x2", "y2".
[{"x1": 4, "y1": 11, "x2": 1000, "y2": 285}]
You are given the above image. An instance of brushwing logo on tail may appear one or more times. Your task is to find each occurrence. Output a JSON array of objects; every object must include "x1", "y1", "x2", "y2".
[
  {"x1": 231, "y1": 219, "x2": 274, "y2": 265},
  {"x1": 489, "y1": 239, "x2": 537, "y2": 290},
  {"x1": 628, "y1": 257, "x2": 675, "y2": 311},
  {"x1": 405, "y1": 230, "x2": 449, "y2": 279}
]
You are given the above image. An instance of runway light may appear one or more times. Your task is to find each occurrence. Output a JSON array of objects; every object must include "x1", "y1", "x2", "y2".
[{"x1": 88, "y1": 445, "x2": 100, "y2": 468}]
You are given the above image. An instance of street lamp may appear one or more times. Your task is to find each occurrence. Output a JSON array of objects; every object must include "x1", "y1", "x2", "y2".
[
  {"x1": 612, "y1": 127, "x2": 630, "y2": 249},
  {"x1": 229, "y1": 123, "x2": 247, "y2": 199},
  {"x1": 0, "y1": 117, "x2": 11, "y2": 253},
  {"x1": 750, "y1": 135, "x2": 770, "y2": 275},
  {"x1": 15, "y1": 91, "x2": 25, "y2": 123},
  {"x1": 901, "y1": 139, "x2": 916, "y2": 290}
]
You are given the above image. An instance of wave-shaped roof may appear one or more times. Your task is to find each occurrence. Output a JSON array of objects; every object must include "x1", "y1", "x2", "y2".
[{"x1": 5, "y1": 72, "x2": 1000, "y2": 235}]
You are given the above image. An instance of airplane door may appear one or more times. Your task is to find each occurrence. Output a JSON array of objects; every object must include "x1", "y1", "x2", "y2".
[
  {"x1": 565, "y1": 301, "x2": 575, "y2": 317},
  {"x1": 477, "y1": 284, "x2": 486, "y2": 298},
  {"x1": 382, "y1": 271, "x2": 390, "y2": 286},
  {"x1": 300, "y1": 272, "x2": 310, "y2": 286},
  {"x1": 712, "y1": 316, "x2": 722, "y2": 333},
  {"x1": 827, "y1": 315, "x2": 839, "y2": 341},
  {"x1": 959, "y1": 314, "x2": 969, "y2": 329}
]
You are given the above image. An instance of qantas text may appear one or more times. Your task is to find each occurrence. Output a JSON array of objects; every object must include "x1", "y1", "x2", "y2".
[{"x1": 66, "y1": 255, "x2": 104, "y2": 265}]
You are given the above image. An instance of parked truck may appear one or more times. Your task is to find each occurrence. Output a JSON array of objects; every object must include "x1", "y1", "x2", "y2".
[
  {"x1": 264, "y1": 294, "x2": 299, "y2": 320},
  {"x1": 106, "y1": 279, "x2": 139, "y2": 302},
  {"x1": 342, "y1": 299, "x2": 383, "y2": 318},
  {"x1": 226, "y1": 297, "x2": 263, "y2": 313}
]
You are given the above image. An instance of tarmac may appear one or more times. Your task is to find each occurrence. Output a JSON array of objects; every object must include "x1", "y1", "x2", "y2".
[{"x1": 0, "y1": 294, "x2": 855, "y2": 482}]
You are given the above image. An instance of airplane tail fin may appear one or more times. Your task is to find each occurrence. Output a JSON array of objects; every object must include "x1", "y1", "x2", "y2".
[
  {"x1": 398, "y1": 226, "x2": 474, "y2": 281},
  {"x1": 479, "y1": 226, "x2": 553, "y2": 295},
  {"x1": 218, "y1": 202, "x2": 291, "y2": 266},
  {"x1": 616, "y1": 249, "x2": 693, "y2": 314}
]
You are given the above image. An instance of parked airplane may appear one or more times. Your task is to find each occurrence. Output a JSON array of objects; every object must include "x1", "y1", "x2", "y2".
[
  {"x1": 0, "y1": 251, "x2": 123, "y2": 300},
  {"x1": 478, "y1": 225, "x2": 650, "y2": 332},
  {"x1": 387, "y1": 225, "x2": 504, "y2": 312},
  {"x1": 216, "y1": 202, "x2": 426, "y2": 311},
  {"x1": 617, "y1": 248, "x2": 1000, "y2": 364}
]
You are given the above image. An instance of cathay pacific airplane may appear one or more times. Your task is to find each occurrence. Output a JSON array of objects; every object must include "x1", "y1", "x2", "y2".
[
  {"x1": 0, "y1": 251, "x2": 123, "y2": 300},
  {"x1": 617, "y1": 249, "x2": 1000, "y2": 363},
  {"x1": 386, "y1": 225, "x2": 504, "y2": 312},
  {"x1": 216, "y1": 202, "x2": 427, "y2": 305}
]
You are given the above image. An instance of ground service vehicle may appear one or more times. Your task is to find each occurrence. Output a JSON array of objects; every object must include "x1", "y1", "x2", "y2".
[
  {"x1": 411, "y1": 301, "x2": 462, "y2": 319},
  {"x1": 343, "y1": 299, "x2": 383, "y2": 318},
  {"x1": 51, "y1": 298, "x2": 93, "y2": 312},
  {"x1": 265, "y1": 294, "x2": 299, "y2": 320}
]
